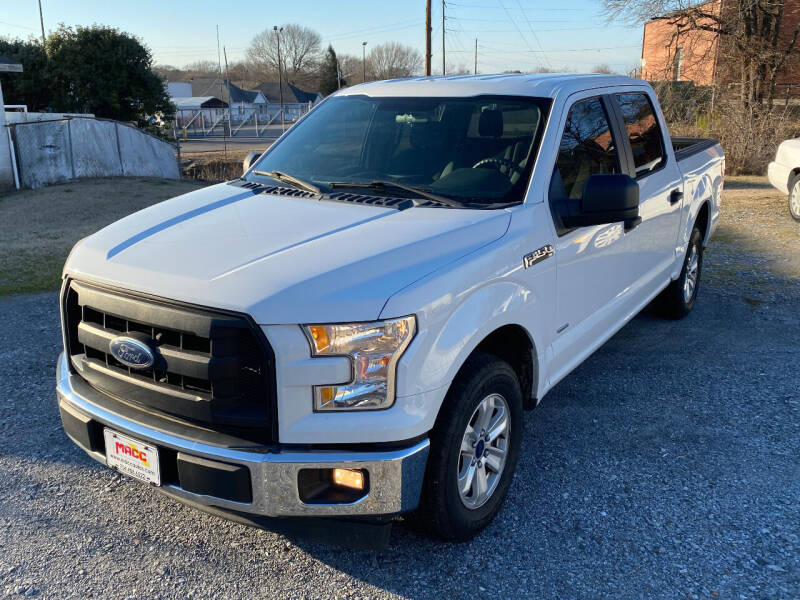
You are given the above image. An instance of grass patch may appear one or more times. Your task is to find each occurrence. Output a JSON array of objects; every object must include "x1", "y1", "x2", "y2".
[{"x1": 0, "y1": 177, "x2": 209, "y2": 296}]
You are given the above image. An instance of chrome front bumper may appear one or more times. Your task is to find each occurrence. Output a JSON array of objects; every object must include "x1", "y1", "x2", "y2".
[{"x1": 56, "y1": 353, "x2": 429, "y2": 518}]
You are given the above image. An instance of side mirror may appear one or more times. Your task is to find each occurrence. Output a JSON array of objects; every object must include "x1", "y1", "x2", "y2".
[
  {"x1": 242, "y1": 152, "x2": 261, "y2": 174},
  {"x1": 560, "y1": 174, "x2": 641, "y2": 230}
]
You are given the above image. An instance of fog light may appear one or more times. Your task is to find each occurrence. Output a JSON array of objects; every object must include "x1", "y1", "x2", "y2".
[{"x1": 332, "y1": 468, "x2": 365, "y2": 491}]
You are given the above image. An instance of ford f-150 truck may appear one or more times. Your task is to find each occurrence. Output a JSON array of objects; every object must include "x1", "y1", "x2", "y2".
[{"x1": 56, "y1": 74, "x2": 724, "y2": 542}]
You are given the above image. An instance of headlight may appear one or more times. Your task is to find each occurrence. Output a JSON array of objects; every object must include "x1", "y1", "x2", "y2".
[{"x1": 303, "y1": 316, "x2": 416, "y2": 411}]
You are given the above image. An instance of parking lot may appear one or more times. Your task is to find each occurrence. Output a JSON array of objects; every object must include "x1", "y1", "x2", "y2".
[{"x1": 0, "y1": 178, "x2": 798, "y2": 599}]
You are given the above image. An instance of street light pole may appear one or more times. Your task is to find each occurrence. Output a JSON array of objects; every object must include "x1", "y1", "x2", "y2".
[
  {"x1": 362, "y1": 41, "x2": 367, "y2": 83},
  {"x1": 274, "y1": 25, "x2": 284, "y2": 133}
]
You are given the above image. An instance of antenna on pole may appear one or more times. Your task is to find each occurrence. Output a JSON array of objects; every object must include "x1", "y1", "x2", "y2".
[{"x1": 425, "y1": 0, "x2": 432, "y2": 76}]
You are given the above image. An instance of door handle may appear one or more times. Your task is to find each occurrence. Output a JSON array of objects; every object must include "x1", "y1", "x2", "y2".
[{"x1": 669, "y1": 189, "x2": 683, "y2": 205}]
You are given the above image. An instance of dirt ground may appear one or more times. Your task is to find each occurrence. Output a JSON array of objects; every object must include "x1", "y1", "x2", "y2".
[
  {"x1": 704, "y1": 176, "x2": 800, "y2": 303},
  {"x1": 0, "y1": 178, "x2": 208, "y2": 295}
]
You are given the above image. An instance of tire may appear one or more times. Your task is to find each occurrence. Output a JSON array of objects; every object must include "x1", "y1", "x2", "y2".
[
  {"x1": 789, "y1": 175, "x2": 800, "y2": 222},
  {"x1": 658, "y1": 226, "x2": 704, "y2": 319},
  {"x1": 418, "y1": 353, "x2": 523, "y2": 541}
]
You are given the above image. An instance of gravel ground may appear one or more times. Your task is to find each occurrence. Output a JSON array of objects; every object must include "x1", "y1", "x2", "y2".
[{"x1": 0, "y1": 179, "x2": 798, "y2": 599}]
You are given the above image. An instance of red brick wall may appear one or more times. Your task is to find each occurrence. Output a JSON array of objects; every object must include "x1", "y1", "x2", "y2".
[
  {"x1": 641, "y1": 1, "x2": 721, "y2": 85},
  {"x1": 641, "y1": 0, "x2": 800, "y2": 93}
]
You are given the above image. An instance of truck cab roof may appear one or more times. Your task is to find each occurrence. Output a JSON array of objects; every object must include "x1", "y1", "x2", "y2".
[{"x1": 335, "y1": 73, "x2": 649, "y2": 99}]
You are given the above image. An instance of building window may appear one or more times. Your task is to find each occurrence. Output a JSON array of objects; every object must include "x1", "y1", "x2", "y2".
[{"x1": 674, "y1": 46, "x2": 684, "y2": 81}]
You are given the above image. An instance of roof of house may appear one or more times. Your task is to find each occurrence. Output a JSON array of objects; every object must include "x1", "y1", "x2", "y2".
[
  {"x1": 253, "y1": 81, "x2": 320, "y2": 104},
  {"x1": 187, "y1": 78, "x2": 263, "y2": 104},
  {"x1": 172, "y1": 96, "x2": 229, "y2": 110},
  {"x1": 0, "y1": 55, "x2": 23, "y2": 73}
]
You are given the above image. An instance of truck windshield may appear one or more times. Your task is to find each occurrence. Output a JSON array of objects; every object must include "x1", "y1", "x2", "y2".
[{"x1": 247, "y1": 95, "x2": 550, "y2": 207}]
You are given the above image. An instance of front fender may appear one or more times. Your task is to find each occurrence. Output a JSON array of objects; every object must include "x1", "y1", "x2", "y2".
[{"x1": 410, "y1": 281, "x2": 540, "y2": 395}]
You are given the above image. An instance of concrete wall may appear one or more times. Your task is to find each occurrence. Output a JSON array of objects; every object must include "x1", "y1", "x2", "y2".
[
  {"x1": 0, "y1": 81, "x2": 15, "y2": 190},
  {"x1": 5, "y1": 111, "x2": 94, "y2": 124},
  {"x1": 11, "y1": 117, "x2": 179, "y2": 189}
]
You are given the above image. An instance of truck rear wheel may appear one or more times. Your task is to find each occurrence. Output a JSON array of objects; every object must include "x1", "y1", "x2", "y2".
[
  {"x1": 658, "y1": 226, "x2": 704, "y2": 319},
  {"x1": 418, "y1": 353, "x2": 523, "y2": 541}
]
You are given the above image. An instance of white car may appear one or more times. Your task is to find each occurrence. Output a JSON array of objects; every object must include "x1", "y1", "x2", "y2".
[
  {"x1": 768, "y1": 138, "x2": 800, "y2": 221},
  {"x1": 56, "y1": 74, "x2": 724, "y2": 543}
]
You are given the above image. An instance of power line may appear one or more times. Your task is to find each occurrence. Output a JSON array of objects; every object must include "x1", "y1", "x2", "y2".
[
  {"x1": 495, "y1": 0, "x2": 541, "y2": 69},
  {"x1": 514, "y1": 0, "x2": 552, "y2": 68}
]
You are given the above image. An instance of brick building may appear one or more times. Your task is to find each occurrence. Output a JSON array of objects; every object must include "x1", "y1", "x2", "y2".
[{"x1": 641, "y1": 0, "x2": 800, "y2": 95}]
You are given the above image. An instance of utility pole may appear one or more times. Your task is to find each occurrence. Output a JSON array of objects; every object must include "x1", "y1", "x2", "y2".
[
  {"x1": 362, "y1": 41, "x2": 368, "y2": 82},
  {"x1": 474, "y1": 38, "x2": 477, "y2": 74},
  {"x1": 223, "y1": 46, "x2": 232, "y2": 138},
  {"x1": 217, "y1": 25, "x2": 226, "y2": 155},
  {"x1": 441, "y1": 0, "x2": 446, "y2": 76},
  {"x1": 425, "y1": 0, "x2": 432, "y2": 76},
  {"x1": 37, "y1": 0, "x2": 45, "y2": 45},
  {"x1": 274, "y1": 26, "x2": 284, "y2": 133}
]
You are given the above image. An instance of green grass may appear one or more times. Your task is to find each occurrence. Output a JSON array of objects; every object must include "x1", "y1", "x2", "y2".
[{"x1": 0, "y1": 177, "x2": 208, "y2": 296}]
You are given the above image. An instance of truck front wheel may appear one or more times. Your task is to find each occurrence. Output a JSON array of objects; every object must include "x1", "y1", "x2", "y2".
[{"x1": 419, "y1": 353, "x2": 523, "y2": 541}]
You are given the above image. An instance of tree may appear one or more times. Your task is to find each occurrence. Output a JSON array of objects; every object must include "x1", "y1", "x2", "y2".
[
  {"x1": 45, "y1": 25, "x2": 173, "y2": 127},
  {"x1": 367, "y1": 42, "x2": 422, "y2": 80},
  {"x1": 591, "y1": 64, "x2": 615, "y2": 74},
  {"x1": 602, "y1": 0, "x2": 800, "y2": 107},
  {"x1": 0, "y1": 38, "x2": 51, "y2": 111},
  {"x1": 337, "y1": 54, "x2": 363, "y2": 84},
  {"x1": 246, "y1": 24, "x2": 321, "y2": 86},
  {"x1": 319, "y1": 45, "x2": 341, "y2": 96}
]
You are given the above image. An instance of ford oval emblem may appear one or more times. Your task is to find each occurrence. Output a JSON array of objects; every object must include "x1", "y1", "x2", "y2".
[{"x1": 108, "y1": 336, "x2": 155, "y2": 369}]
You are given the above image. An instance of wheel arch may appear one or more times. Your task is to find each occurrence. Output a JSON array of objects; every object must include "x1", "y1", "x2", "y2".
[
  {"x1": 464, "y1": 324, "x2": 539, "y2": 409},
  {"x1": 789, "y1": 168, "x2": 800, "y2": 191},
  {"x1": 695, "y1": 200, "x2": 710, "y2": 244}
]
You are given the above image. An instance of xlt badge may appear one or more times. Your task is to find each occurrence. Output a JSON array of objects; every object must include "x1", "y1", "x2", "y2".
[{"x1": 523, "y1": 245, "x2": 554, "y2": 269}]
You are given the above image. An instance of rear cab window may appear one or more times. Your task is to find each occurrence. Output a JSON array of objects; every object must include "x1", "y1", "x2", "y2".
[{"x1": 613, "y1": 93, "x2": 666, "y2": 177}]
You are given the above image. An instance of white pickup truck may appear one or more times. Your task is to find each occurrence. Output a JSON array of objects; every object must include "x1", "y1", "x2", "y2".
[{"x1": 57, "y1": 74, "x2": 724, "y2": 543}]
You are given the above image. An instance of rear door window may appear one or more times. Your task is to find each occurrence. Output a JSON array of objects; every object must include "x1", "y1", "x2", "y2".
[
  {"x1": 614, "y1": 93, "x2": 665, "y2": 177},
  {"x1": 551, "y1": 97, "x2": 620, "y2": 200}
]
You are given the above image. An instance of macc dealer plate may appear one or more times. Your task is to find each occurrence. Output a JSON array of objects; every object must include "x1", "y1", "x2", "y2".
[{"x1": 104, "y1": 428, "x2": 161, "y2": 486}]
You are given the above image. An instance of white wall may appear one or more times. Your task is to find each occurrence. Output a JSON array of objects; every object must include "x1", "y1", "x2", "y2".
[
  {"x1": 0, "y1": 81, "x2": 15, "y2": 190},
  {"x1": 12, "y1": 117, "x2": 180, "y2": 189}
]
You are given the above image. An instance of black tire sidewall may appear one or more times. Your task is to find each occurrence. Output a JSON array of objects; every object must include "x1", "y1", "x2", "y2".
[
  {"x1": 423, "y1": 354, "x2": 524, "y2": 540},
  {"x1": 680, "y1": 228, "x2": 704, "y2": 312}
]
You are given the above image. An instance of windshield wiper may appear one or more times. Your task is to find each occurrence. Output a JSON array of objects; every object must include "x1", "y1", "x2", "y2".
[
  {"x1": 328, "y1": 180, "x2": 463, "y2": 208},
  {"x1": 253, "y1": 170, "x2": 321, "y2": 195}
]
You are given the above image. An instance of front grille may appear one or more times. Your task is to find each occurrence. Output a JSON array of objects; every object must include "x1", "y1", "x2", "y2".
[{"x1": 62, "y1": 280, "x2": 276, "y2": 443}]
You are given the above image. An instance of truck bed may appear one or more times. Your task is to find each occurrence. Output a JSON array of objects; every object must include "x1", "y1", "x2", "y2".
[{"x1": 672, "y1": 137, "x2": 720, "y2": 162}]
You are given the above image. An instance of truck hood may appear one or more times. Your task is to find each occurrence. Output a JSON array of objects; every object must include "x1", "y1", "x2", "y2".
[{"x1": 65, "y1": 182, "x2": 510, "y2": 324}]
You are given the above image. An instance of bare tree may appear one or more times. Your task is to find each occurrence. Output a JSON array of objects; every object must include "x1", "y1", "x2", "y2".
[
  {"x1": 591, "y1": 63, "x2": 615, "y2": 74},
  {"x1": 602, "y1": 0, "x2": 800, "y2": 107},
  {"x1": 367, "y1": 42, "x2": 423, "y2": 80},
  {"x1": 337, "y1": 54, "x2": 363, "y2": 84},
  {"x1": 246, "y1": 24, "x2": 322, "y2": 86}
]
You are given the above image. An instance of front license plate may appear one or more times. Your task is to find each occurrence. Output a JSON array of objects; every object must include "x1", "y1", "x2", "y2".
[{"x1": 104, "y1": 428, "x2": 161, "y2": 486}]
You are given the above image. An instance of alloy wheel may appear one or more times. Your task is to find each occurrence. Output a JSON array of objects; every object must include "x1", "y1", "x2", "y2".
[{"x1": 457, "y1": 393, "x2": 510, "y2": 509}]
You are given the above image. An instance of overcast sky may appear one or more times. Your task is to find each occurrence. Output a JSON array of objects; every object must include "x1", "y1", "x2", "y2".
[{"x1": 0, "y1": 0, "x2": 644, "y2": 75}]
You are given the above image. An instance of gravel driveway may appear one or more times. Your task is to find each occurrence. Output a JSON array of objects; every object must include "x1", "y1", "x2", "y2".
[{"x1": 1, "y1": 179, "x2": 798, "y2": 599}]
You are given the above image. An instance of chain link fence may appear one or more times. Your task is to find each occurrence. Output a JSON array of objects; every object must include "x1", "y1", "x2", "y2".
[{"x1": 174, "y1": 103, "x2": 313, "y2": 139}]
